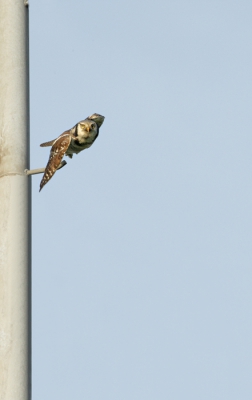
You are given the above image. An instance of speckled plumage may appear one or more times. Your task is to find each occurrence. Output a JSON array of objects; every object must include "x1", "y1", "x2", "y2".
[{"x1": 39, "y1": 113, "x2": 105, "y2": 191}]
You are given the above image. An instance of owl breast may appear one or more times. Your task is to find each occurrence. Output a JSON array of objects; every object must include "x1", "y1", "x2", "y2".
[{"x1": 66, "y1": 132, "x2": 97, "y2": 156}]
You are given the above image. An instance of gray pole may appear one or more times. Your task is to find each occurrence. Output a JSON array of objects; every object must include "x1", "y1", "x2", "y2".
[{"x1": 0, "y1": 0, "x2": 31, "y2": 399}]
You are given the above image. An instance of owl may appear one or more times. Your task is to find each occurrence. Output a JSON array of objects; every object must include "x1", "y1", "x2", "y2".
[{"x1": 39, "y1": 113, "x2": 105, "y2": 191}]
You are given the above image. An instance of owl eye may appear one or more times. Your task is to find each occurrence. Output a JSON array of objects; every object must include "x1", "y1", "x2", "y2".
[{"x1": 91, "y1": 123, "x2": 95, "y2": 130}]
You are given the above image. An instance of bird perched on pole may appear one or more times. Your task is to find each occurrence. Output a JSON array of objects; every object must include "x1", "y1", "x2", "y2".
[{"x1": 39, "y1": 113, "x2": 105, "y2": 191}]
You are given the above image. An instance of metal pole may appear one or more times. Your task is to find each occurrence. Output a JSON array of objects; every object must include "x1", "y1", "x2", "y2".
[
  {"x1": 0, "y1": 0, "x2": 31, "y2": 399},
  {"x1": 25, "y1": 160, "x2": 67, "y2": 176}
]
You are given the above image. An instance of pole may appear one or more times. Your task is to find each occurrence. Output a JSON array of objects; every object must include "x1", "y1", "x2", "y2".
[{"x1": 0, "y1": 0, "x2": 31, "y2": 399}]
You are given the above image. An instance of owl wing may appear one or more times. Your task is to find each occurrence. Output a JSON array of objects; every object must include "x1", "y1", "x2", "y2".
[
  {"x1": 40, "y1": 139, "x2": 56, "y2": 147},
  {"x1": 39, "y1": 134, "x2": 71, "y2": 191},
  {"x1": 88, "y1": 114, "x2": 104, "y2": 128},
  {"x1": 40, "y1": 130, "x2": 71, "y2": 147}
]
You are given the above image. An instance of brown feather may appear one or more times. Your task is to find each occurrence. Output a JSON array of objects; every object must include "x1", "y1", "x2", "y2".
[
  {"x1": 40, "y1": 139, "x2": 56, "y2": 147},
  {"x1": 39, "y1": 134, "x2": 71, "y2": 191}
]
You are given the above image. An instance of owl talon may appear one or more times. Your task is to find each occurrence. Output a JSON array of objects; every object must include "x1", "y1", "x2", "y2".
[{"x1": 57, "y1": 160, "x2": 67, "y2": 170}]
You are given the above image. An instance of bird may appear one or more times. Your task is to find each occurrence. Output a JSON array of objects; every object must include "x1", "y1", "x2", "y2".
[{"x1": 39, "y1": 113, "x2": 105, "y2": 191}]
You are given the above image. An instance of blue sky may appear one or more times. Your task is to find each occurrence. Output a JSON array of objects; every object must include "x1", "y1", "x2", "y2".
[{"x1": 30, "y1": 1, "x2": 252, "y2": 398}]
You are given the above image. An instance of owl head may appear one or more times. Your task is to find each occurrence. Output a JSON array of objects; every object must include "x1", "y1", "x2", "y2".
[{"x1": 75, "y1": 118, "x2": 98, "y2": 143}]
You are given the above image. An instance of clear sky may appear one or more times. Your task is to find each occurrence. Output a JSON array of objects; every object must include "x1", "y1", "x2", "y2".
[{"x1": 30, "y1": 1, "x2": 252, "y2": 399}]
